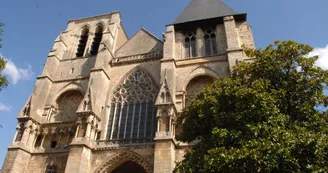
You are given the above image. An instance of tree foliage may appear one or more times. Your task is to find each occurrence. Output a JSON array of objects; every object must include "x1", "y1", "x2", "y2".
[
  {"x1": 0, "y1": 21, "x2": 8, "y2": 90},
  {"x1": 175, "y1": 41, "x2": 328, "y2": 173}
]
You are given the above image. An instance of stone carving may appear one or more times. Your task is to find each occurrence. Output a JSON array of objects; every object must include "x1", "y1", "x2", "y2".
[
  {"x1": 156, "y1": 78, "x2": 173, "y2": 105},
  {"x1": 83, "y1": 92, "x2": 91, "y2": 111}
]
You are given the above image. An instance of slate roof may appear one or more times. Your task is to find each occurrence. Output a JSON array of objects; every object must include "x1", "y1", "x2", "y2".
[{"x1": 174, "y1": 0, "x2": 239, "y2": 24}]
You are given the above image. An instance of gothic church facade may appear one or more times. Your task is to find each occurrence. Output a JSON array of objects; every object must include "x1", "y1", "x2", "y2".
[{"x1": 1, "y1": 0, "x2": 254, "y2": 172}]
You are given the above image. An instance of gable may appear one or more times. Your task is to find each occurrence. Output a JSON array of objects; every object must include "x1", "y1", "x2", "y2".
[{"x1": 115, "y1": 29, "x2": 163, "y2": 58}]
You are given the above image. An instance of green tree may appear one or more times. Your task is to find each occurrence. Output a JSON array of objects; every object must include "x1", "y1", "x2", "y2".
[
  {"x1": 175, "y1": 41, "x2": 328, "y2": 173},
  {"x1": 0, "y1": 21, "x2": 8, "y2": 91}
]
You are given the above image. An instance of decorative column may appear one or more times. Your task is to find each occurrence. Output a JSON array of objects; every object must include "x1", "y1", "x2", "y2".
[
  {"x1": 26, "y1": 123, "x2": 40, "y2": 150},
  {"x1": 75, "y1": 119, "x2": 81, "y2": 138}
]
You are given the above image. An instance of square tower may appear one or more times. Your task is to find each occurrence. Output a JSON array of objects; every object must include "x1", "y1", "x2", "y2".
[{"x1": 1, "y1": 1, "x2": 255, "y2": 173}]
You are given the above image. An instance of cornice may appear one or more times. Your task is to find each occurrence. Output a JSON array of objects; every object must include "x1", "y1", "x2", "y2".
[
  {"x1": 93, "y1": 143, "x2": 155, "y2": 151},
  {"x1": 110, "y1": 52, "x2": 163, "y2": 66},
  {"x1": 175, "y1": 54, "x2": 228, "y2": 67}
]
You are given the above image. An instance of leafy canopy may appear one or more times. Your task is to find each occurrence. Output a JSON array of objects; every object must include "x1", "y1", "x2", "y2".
[
  {"x1": 0, "y1": 21, "x2": 8, "y2": 90},
  {"x1": 175, "y1": 41, "x2": 328, "y2": 173}
]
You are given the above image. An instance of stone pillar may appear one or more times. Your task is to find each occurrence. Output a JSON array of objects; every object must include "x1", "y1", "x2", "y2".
[
  {"x1": 65, "y1": 115, "x2": 94, "y2": 173},
  {"x1": 1, "y1": 122, "x2": 32, "y2": 173},
  {"x1": 1, "y1": 149, "x2": 31, "y2": 173},
  {"x1": 216, "y1": 24, "x2": 227, "y2": 55},
  {"x1": 224, "y1": 16, "x2": 244, "y2": 73},
  {"x1": 75, "y1": 120, "x2": 81, "y2": 138},
  {"x1": 26, "y1": 131, "x2": 37, "y2": 150},
  {"x1": 85, "y1": 117, "x2": 93, "y2": 138},
  {"x1": 64, "y1": 146, "x2": 92, "y2": 173},
  {"x1": 154, "y1": 107, "x2": 176, "y2": 172},
  {"x1": 196, "y1": 28, "x2": 204, "y2": 57},
  {"x1": 154, "y1": 140, "x2": 175, "y2": 173},
  {"x1": 153, "y1": 25, "x2": 177, "y2": 173}
]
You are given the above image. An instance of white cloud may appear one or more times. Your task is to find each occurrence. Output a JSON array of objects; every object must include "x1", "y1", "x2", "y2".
[
  {"x1": 309, "y1": 45, "x2": 328, "y2": 70},
  {"x1": 0, "y1": 53, "x2": 34, "y2": 85},
  {"x1": 0, "y1": 103, "x2": 11, "y2": 112}
]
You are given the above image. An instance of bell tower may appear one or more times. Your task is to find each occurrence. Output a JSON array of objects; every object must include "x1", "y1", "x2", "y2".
[{"x1": 153, "y1": 0, "x2": 255, "y2": 172}]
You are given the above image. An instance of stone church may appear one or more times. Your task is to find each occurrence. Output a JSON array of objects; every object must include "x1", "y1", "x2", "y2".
[{"x1": 1, "y1": 0, "x2": 254, "y2": 172}]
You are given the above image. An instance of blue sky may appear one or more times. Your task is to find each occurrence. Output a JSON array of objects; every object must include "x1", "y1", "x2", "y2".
[{"x1": 0, "y1": 0, "x2": 328, "y2": 167}]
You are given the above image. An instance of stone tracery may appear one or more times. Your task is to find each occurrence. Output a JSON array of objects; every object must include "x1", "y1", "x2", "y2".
[
  {"x1": 107, "y1": 69, "x2": 158, "y2": 143},
  {"x1": 112, "y1": 69, "x2": 157, "y2": 104}
]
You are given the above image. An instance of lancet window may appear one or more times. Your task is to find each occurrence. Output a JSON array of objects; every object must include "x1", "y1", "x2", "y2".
[
  {"x1": 90, "y1": 25, "x2": 103, "y2": 56},
  {"x1": 204, "y1": 28, "x2": 218, "y2": 56},
  {"x1": 76, "y1": 28, "x2": 89, "y2": 57},
  {"x1": 107, "y1": 69, "x2": 158, "y2": 144},
  {"x1": 185, "y1": 31, "x2": 197, "y2": 58}
]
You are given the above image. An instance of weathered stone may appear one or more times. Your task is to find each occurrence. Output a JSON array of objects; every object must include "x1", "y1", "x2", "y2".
[{"x1": 2, "y1": 2, "x2": 255, "y2": 172}]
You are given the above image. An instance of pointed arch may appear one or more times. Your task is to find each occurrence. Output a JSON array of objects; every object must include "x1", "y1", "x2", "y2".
[
  {"x1": 90, "y1": 24, "x2": 104, "y2": 56},
  {"x1": 112, "y1": 68, "x2": 158, "y2": 103},
  {"x1": 49, "y1": 83, "x2": 85, "y2": 122},
  {"x1": 52, "y1": 82, "x2": 85, "y2": 105},
  {"x1": 183, "y1": 66, "x2": 220, "y2": 92},
  {"x1": 76, "y1": 26, "x2": 90, "y2": 57},
  {"x1": 106, "y1": 68, "x2": 158, "y2": 143},
  {"x1": 95, "y1": 150, "x2": 152, "y2": 173}
]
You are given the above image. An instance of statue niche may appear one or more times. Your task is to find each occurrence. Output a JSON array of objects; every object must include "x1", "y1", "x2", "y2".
[{"x1": 50, "y1": 90, "x2": 84, "y2": 122}]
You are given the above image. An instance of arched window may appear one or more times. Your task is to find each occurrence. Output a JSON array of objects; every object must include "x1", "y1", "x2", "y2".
[
  {"x1": 185, "y1": 31, "x2": 197, "y2": 58},
  {"x1": 204, "y1": 28, "x2": 218, "y2": 56},
  {"x1": 185, "y1": 75, "x2": 214, "y2": 107},
  {"x1": 34, "y1": 135, "x2": 43, "y2": 148},
  {"x1": 76, "y1": 28, "x2": 89, "y2": 57},
  {"x1": 90, "y1": 25, "x2": 103, "y2": 56},
  {"x1": 107, "y1": 69, "x2": 158, "y2": 144},
  {"x1": 51, "y1": 90, "x2": 84, "y2": 122}
]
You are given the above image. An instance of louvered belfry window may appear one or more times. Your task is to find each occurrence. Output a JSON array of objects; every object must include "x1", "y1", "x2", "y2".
[
  {"x1": 106, "y1": 69, "x2": 158, "y2": 144},
  {"x1": 204, "y1": 28, "x2": 218, "y2": 56},
  {"x1": 90, "y1": 26, "x2": 103, "y2": 56},
  {"x1": 76, "y1": 28, "x2": 89, "y2": 57}
]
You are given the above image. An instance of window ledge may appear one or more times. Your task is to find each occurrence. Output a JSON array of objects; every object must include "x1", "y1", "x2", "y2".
[{"x1": 175, "y1": 54, "x2": 227, "y2": 67}]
